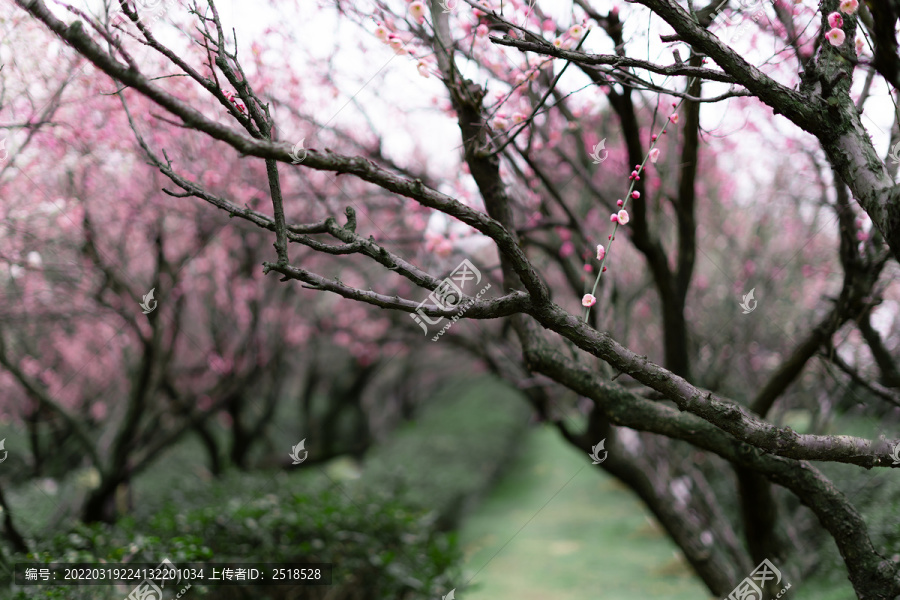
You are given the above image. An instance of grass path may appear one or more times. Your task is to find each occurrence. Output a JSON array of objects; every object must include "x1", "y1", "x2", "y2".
[
  {"x1": 455, "y1": 424, "x2": 856, "y2": 600},
  {"x1": 456, "y1": 425, "x2": 711, "y2": 600}
]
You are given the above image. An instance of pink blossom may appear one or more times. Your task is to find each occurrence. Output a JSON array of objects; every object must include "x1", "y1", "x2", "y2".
[
  {"x1": 648, "y1": 147, "x2": 660, "y2": 163},
  {"x1": 409, "y1": 1, "x2": 427, "y2": 23},
  {"x1": 617, "y1": 210, "x2": 630, "y2": 225},
  {"x1": 435, "y1": 238, "x2": 454, "y2": 257},
  {"x1": 567, "y1": 24, "x2": 585, "y2": 40},
  {"x1": 632, "y1": 191, "x2": 640, "y2": 199},
  {"x1": 492, "y1": 113, "x2": 510, "y2": 130},
  {"x1": 582, "y1": 294, "x2": 597, "y2": 307},
  {"x1": 827, "y1": 12, "x2": 843, "y2": 28},
  {"x1": 374, "y1": 24, "x2": 390, "y2": 41},
  {"x1": 476, "y1": 24, "x2": 489, "y2": 37},
  {"x1": 669, "y1": 113, "x2": 679, "y2": 124},
  {"x1": 90, "y1": 402, "x2": 108, "y2": 421},
  {"x1": 839, "y1": 0, "x2": 858, "y2": 14},
  {"x1": 388, "y1": 36, "x2": 406, "y2": 54},
  {"x1": 826, "y1": 27, "x2": 846, "y2": 46},
  {"x1": 596, "y1": 244, "x2": 606, "y2": 260}
]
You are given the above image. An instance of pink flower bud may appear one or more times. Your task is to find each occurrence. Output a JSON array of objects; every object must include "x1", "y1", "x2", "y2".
[
  {"x1": 632, "y1": 191, "x2": 640, "y2": 199},
  {"x1": 610, "y1": 214, "x2": 619, "y2": 223},
  {"x1": 596, "y1": 244, "x2": 606, "y2": 260},
  {"x1": 617, "y1": 199, "x2": 624, "y2": 207},
  {"x1": 669, "y1": 113, "x2": 679, "y2": 124},
  {"x1": 827, "y1": 12, "x2": 843, "y2": 28},
  {"x1": 648, "y1": 148, "x2": 660, "y2": 163}
]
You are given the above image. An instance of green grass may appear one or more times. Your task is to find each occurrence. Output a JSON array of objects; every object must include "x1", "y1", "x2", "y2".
[
  {"x1": 456, "y1": 425, "x2": 711, "y2": 600},
  {"x1": 455, "y1": 424, "x2": 857, "y2": 600}
]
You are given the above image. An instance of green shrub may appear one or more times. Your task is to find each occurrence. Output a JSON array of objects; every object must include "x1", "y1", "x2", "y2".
[
  {"x1": 5, "y1": 375, "x2": 530, "y2": 600},
  {"x1": 7, "y1": 472, "x2": 460, "y2": 599}
]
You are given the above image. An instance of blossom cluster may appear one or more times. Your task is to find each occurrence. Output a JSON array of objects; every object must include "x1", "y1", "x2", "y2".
[{"x1": 824, "y1": 0, "x2": 860, "y2": 52}]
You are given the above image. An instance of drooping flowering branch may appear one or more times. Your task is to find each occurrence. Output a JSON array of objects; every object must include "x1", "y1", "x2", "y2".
[{"x1": 582, "y1": 87, "x2": 693, "y2": 322}]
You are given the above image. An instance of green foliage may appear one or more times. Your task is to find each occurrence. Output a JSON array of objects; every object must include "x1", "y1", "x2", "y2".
[
  {"x1": 4, "y1": 375, "x2": 530, "y2": 600},
  {"x1": 7, "y1": 470, "x2": 460, "y2": 599}
]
